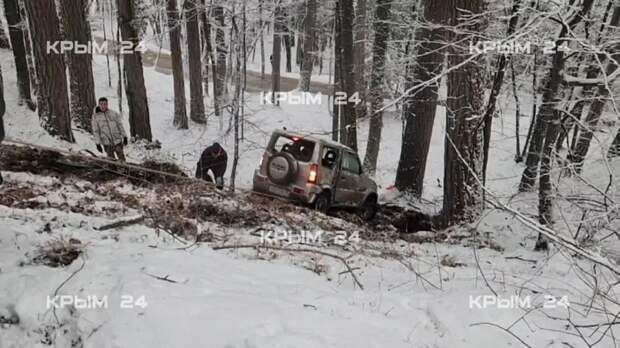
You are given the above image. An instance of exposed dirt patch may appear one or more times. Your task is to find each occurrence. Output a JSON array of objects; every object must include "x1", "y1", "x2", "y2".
[{"x1": 30, "y1": 238, "x2": 84, "y2": 267}]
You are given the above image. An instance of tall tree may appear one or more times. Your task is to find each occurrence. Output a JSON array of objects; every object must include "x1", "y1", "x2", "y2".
[
  {"x1": 59, "y1": 0, "x2": 97, "y2": 132},
  {"x1": 167, "y1": 0, "x2": 188, "y2": 129},
  {"x1": 332, "y1": 1, "x2": 342, "y2": 142},
  {"x1": 338, "y1": 0, "x2": 357, "y2": 151},
  {"x1": 298, "y1": 0, "x2": 317, "y2": 91},
  {"x1": 519, "y1": 0, "x2": 594, "y2": 191},
  {"x1": 118, "y1": 0, "x2": 152, "y2": 141},
  {"x1": 535, "y1": 0, "x2": 595, "y2": 251},
  {"x1": 185, "y1": 0, "x2": 206, "y2": 124},
  {"x1": 3, "y1": 0, "x2": 33, "y2": 108},
  {"x1": 24, "y1": 0, "x2": 74, "y2": 142},
  {"x1": 353, "y1": 0, "x2": 367, "y2": 119},
  {"x1": 213, "y1": 4, "x2": 226, "y2": 117},
  {"x1": 395, "y1": 0, "x2": 446, "y2": 196},
  {"x1": 362, "y1": 0, "x2": 391, "y2": 175},
  {"x1": 271, "y1": 1, "x2": 283, "y2": 105},
  {"x1": 442, "y1": 0, "x2": 485, "y2": 225}
]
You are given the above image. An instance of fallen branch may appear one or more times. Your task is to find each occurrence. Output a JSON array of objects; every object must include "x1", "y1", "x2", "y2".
[
  {"x1": 95, "y1": 216, "x2": 145, "y2": 231},
  {"x1": 213, "y1": 243, "x2": 364, "y2": 290}
]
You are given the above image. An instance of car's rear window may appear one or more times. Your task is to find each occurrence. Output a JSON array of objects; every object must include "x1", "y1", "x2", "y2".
[{"x1": 272, "y1": 135, "x2": 316, "y2": 162}]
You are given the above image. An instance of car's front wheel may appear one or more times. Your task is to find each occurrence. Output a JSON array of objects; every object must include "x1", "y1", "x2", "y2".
[{"x1": 314, "y1": 191, "x2": 331, "y2": 214}]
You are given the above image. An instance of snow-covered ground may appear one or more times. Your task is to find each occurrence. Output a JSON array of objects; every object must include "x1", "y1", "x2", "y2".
[{"x1": 1, "y1": 39, "x2": 619, "y2": 348}]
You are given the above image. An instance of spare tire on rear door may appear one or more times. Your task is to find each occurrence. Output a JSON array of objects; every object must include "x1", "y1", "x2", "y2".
[{"x1": 267, "y1": 152, "x2": 298, "y2": 185}]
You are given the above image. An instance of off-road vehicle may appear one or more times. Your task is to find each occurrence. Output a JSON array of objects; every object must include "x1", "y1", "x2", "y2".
[{"x1": 253, "y1": 129, "x2": 378, "y2": 219}]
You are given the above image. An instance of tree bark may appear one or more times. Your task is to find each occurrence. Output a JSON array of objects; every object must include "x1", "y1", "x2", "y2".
[
  {"x1": 24, "y1": 0, "x2": 74, "y2": 142},
  {"x1": 332, "y1": 3, "x2": 341, "y2": 142},
  {"x1": 442, "y1": 0, "x2": 485, "y2": 226},
  {"x1": 353, "y1": 0, "x2": 367, "y2": 121},
  {"x1": 4, "y1": 0, "x2": 32, "y2": 107},
  {"x1": 167, "y1": 0, "x2": 188, "y2": 129},
  {"x1": 361, "y1": 0, "x2": 390, "y2": 176},
  {"x1": 298, "y1": 0, "x2": 317, "y2": 91},
  {"x1": 185, "y1": 0, "x2": 206, "y2": 124},
  {"x1": 338, "y1": 0, "x2": 357, "y2": 151},
  {"x1": 394, "y1": 0, "x2": 446, "y2": 195},
  {"x1": 118, "y1": 0, "x2": 152, "y2": 141},
  {"x1": 59, "y1": 0, "x2": 97, "y2": 133}
]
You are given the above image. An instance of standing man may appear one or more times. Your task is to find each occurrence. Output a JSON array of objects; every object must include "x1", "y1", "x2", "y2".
[
  {"x1": 195, "y1": 142, "x2": 228, "y2": 189},
  {"x1": 92, "y1": 97, "x2": 127, "y2": 161}
]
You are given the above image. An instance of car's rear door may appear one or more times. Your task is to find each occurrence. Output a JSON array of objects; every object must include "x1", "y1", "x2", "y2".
[{"x1": 334, "y1": 151, "x2": 365, "y2": 205}]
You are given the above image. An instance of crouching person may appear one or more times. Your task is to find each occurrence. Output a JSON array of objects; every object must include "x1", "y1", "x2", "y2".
[
  {"x1": 92, "y1": 97, "x2": 127, "y2": 161},
  {"x1": 195, "y1": 142, "x2": 228, "y2": 189}
]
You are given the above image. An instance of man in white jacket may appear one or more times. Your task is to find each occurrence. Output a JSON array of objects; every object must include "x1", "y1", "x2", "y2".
[{"x1": 92, "y1": 97, "x2": 127, "y2": 161}]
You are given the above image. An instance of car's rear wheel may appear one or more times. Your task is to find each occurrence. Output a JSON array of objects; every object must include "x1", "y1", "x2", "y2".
[
  {"x1": 361, "y1": 195, "x2": 378, "y2": 221},
  {"x1": 314, "y1": 191, "x2": 331, "y2": 214}
]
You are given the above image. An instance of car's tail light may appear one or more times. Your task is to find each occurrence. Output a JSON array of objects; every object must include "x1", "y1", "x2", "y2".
[{"x1": 308, "y1": 164, "x2": 318, "y2": 184}]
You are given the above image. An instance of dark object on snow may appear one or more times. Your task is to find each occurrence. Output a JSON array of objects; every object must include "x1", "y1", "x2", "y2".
[
  {"x1": 0, "y1": 67, "x2": 5, "y2": 186},
  {"x1": 393, "y1": 210, "x2": 433, "y2": 233},
  {"x1": 195, "y1": 142, "x2": 228, "y2": 189},
  {"x1": 32, "y1": 238, "x2": 83, "y2": 267}
]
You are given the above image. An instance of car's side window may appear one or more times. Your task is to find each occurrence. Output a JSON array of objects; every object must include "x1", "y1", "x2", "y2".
[
  {"x1": 342, "y1": 151, "x2": 361, "y2": 175},
  {"x1": 321, "y1": 147, "x2": 338, "y2": 168}
]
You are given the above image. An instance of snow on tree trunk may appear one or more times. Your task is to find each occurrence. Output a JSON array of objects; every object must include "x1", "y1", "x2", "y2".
[
  {"x1": 117, "y1": 0, "x2": 152, "y2": 141},
  {"x1": 167, "y1": 0, "x2": 188, "y2": 129},
  {"x1": 298, "y1": 0, "x2": 316, "y2": 92},
  {"x1": 361, "y1": 0, "x2": 390, "y2": 176},
  {"x1": 4, "y1": 0, "x2": 32, "y2": 107},
  {"x1": 441, "y1": 0, "x2": 485, "y2": 226},
  {"x1": 214, "y1": 4, "x2": 226, "y2": 117},
  {"x1": 395, "y1": 0, "x2": 446, "y2": 196},
  {"x1": 353, "y1": 0, "x2": 367, "y2": 121},
  {"x1": 24, "y1": 0, "x2": 74, "y2": 142},
  {"x1": 185, "y1": 0, "x2": 206, "y2": 124},
  {"x1": 59, "y1": 0, "x2": 97, "y2": 133}
]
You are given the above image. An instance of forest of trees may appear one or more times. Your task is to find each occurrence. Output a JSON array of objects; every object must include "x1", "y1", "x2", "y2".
[{"x1": 1, "y1": 0, "x2": 619, "y2": 252}]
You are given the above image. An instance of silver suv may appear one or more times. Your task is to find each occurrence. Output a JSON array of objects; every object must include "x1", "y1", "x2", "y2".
[{"x1": 253, "y1": 130, "x2": 378, "y2": 220}]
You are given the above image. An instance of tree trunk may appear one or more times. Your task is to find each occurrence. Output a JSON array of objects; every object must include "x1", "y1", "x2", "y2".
[
  {"x1": 361, "y1": 0, "x2": 390, "y2": 176},
  {"x1": 167, "y1": 0, "x2": 188, "y2": 129},
  {"x1": 298, "y1": 0, "x2": 316, "y2": 91},
  {"x1": 442, "y1": 0, "x2": 485, "y2": 226},
  {"x1": 284, "y1": 27, "x2": 292, "y2": 73},
  {"x1": 118, "y1": 0, "x2": 152, "y2": 141},
  {"x1": 520, "y1": 0, "x2": 594, "y2": 191},
  {"x1": 353, "y1": 0, "x2": 367, "y2": 121},
  {"x1": 271, "y1": 2, "x2": 283, "y2": 106},
  {"x1": 185, "y1": 0, "x2": 206, "y2": 124},
  {"x1": 338, "y1": 0, "x2": 357, "y2": 151},
  {"x1": 608, "y1": 129, "x2": 620, "y2": 158},
  {"x1": 394, "y1": 0, "x2": 446, "y2": 195},
  {"x1": 259, "y1": 0, "x2": 265, "y2": 80},
  {"x1": 332, "y1": 3, "x2": 341, "y2": 142},
  {"x1": 0, "y1": 17, "x2": 10, "y2": 49},
  {"x1": 213, "y1": 4, "x2": 226, "y2": 117},
  {"x1": 24, "y1": 0, "x2": 74, "y2": 142},
  {"x1": 59, "y1": 0, "x2": 97, "y2": 133},
  {"x1": 4, "y1": 0, "x2": 32, "y2": 107}
]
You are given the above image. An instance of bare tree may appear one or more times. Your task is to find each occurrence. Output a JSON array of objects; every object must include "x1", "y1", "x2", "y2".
[
  {"x1": 395, "y1": 0, "x2": 446, "y2": 196},
  {"x1": 271, "y1": 1, "x2": 284, "y2": 106},
  {"x1": 362, "y1": 0, "x2": 391, "y2": 176},
  {"x1": 59, "y1": 0, "x2": 97, "y2": 133},
  {"x1": 185, "y1": 0, "x2": 207, "y2": 124},
  {"x1": 118, "y1": 0, "x2": 152, "y2": 141},
  {"x1": 3, "y1": 0, "x2": 33, "y2": 109},
  {"x1": 24, "y1": 0, "x2": 74, "y2": 142},
  {"x1": 167, "y1": 0, "x2": 188, "y2": 129},
  {"x1": 353, "y1": 0, "x2": 367, "y2": 119}
]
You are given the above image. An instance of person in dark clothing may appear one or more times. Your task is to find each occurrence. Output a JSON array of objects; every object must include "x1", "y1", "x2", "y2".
[{"x1": 195, "y1": 142, "x2": 228, "y2": 189}]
